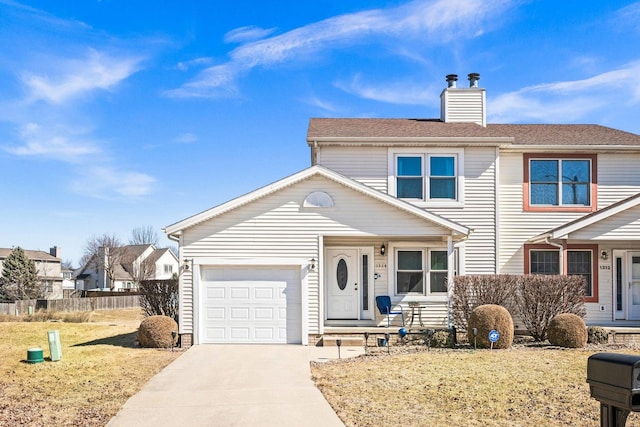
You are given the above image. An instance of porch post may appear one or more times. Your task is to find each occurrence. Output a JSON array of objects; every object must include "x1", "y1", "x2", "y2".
[{"x1": 447, "y1": 235, "x2": 454, "y2": 329}]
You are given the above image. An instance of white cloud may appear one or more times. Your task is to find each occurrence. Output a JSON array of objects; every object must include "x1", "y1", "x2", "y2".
[
  {"x1": 174, "y1": 132, "x2": 198, "y2": 144},
  {"x1": 224, "y1": 26, "x2": 277, "y2": 43},
  {"x1": 70, "y1": 166, "x2": 156, "y2": 199},
  {"x1": 489, "y1": 62, "x2": 640, "y2": 123},
  {"x1": 614, "y1": 2, "x2": 640, "y2": 32},
  {"x1": 176, "y1": 57, "x2": 213, "y2": 71},
  {"x1": 303, "y1": 95, "x2": 340, "y2": 114},
  {"x1": 335, "y1": 74, "x2": 435, "y2": 105},
  {"x1": 22, "y1": 49, "x2": 143, "y2": 104},
  {"x1": 168, "y1": 0, "x2": 512, "y2": 98},
  {"x1": 3, "y1": 122, "x2": 100, "y2": 161}
]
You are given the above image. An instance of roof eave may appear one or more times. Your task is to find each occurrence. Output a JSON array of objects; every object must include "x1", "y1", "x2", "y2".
[{"x1": 307, "y1": 136, "x2": 513, "y2": 147}]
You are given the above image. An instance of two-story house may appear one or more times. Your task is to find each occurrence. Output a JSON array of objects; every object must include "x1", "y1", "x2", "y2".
[
  {"x1": 0, "y1": 246, "x2": 64, "y2": 299},
  {"x1": 165, "y1": 73, "x2": 640, "y2": 346},
  {"x1": 75, "y1": 244, "x2": 179, "y2": 292}
]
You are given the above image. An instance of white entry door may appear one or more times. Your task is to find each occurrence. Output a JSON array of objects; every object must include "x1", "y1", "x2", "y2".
[
  {"x1": 629, "y1": 254, "x2": 640, "y2": 320},
  {"x1": 326, "y1": 248, "x2": 359, "y2": 319}
]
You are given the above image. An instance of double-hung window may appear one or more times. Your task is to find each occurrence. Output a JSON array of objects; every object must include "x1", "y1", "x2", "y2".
[
  {"x1": 524, "y1": 154, "x2": 596, "y2": 212},
  {"x1": 397, "y1": 157, "x2": 423, "y2": 199},
  {"x1": 395, "y1": 249, "x2": 452, "y2": 296},
  {"x1": 393, "y1": 150, "x2": 461, "y2": 203},
  {"x1": 525, "y1": 244, "x2": 597, "y2": 302}
]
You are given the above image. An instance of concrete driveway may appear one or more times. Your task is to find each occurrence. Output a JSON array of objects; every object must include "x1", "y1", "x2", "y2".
[{"x1": 107, "y1": 345, "x2": 349, "y2": 427}]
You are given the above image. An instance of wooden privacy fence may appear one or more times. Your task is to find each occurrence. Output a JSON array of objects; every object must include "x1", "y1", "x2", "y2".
[{"x1": 0, "y1": 295, "x2": 141, "y2": 315}]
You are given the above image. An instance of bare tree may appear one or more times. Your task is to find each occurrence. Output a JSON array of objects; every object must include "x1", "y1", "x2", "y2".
[
  {"x1": 83, "y1": 234, "x2": 123, "y2": 291},
  {"x1": 129, "y1": 226, "x2": 160, "y2": 246}
]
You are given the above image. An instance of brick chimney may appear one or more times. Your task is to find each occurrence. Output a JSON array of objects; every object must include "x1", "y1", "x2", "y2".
[{"x1": 440, "y1": 72, "x2": 486, "y2": 127}]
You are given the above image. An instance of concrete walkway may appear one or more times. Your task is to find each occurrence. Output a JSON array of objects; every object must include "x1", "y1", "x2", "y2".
[{"x1": 108, "y1": 345, "x2": 363, "y2": 427}]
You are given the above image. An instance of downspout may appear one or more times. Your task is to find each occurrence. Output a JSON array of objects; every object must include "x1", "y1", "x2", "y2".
[{"x1": 545, "y1": 237, "x2": 566, "y2": 275}]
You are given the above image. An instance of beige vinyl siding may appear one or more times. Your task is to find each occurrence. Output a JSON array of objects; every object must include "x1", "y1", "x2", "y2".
[
  {"x1": 316, "y1": 146, "x2": 388, "y2": 192},
  {"x1": 318, "y1": 145, "x2": 498, "y2": 275},
  {"x1": 570, "y1": 206, "x2": 640, "y2": 240},
  {"x1": 179, "y1": 175, "x2": 454, "y2": 334},
  {"x1": 440, "y1": 89, "x2": 485, "y2": 126},
  {"x1": 598, "y1": 153, "x2": 640, "y2": 208},
  {"x1": 500, "y1": 152, "x2": 640, "y2": 273},
  {"x1": 429, "y1": 147, "x2": 497, "y2": 274},
  {"x1": 498, "y1": 153, "x2": 589, "y2": 274}
]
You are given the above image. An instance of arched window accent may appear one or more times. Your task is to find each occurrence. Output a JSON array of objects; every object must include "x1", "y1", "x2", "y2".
[{"x1": 303, "y1": 191, "x2": 334, "y2": 208}]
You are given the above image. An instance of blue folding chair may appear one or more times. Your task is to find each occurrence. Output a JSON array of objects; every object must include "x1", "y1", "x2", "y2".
[{"x1": 375, "y1": 295, "x2": 405, "y2": 327}]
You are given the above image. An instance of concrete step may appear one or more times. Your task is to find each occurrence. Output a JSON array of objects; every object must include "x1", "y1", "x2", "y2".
[{"x1": 321, "y1": 335, "x2": 364, "y2": 347}]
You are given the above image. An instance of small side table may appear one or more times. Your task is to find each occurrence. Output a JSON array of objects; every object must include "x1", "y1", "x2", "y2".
[{"x1": 408, "y1": 302, "x2": 424, "y2": 328}]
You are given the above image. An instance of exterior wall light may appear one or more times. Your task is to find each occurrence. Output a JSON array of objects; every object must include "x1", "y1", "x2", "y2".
[
  {"x1": 310, "y1": 258, "x2": 317, "y2": 271},
  {"x1": 380, "y1": 244, "x2": 386, "y2": 256},
  {"x1": 601, "y1": 251, "x2": 609, "y2": 260}
]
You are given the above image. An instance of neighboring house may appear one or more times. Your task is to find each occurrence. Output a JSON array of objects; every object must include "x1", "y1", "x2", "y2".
[
  {"x1": 0, "y1": 246, "x2": 64, "y2": 299},
  {"x1": 75, "y1": 244, "x2": 178, "y2": 292},
  {"x1": 165, "y1": 73, "x2": 640, "y2": 346}
]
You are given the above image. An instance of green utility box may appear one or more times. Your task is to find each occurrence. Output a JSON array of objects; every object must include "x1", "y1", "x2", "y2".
[{"x1": 47, "y1": 330, "x2": 62, "y2": 361}]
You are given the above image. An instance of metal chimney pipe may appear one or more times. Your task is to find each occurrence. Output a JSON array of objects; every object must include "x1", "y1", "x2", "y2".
[
  {"x1": 468, "y1": 73, "x2": 480, "y2": 88},
  {"x1": 445, "y1": 74, "x2": 458, "y2": 88}
]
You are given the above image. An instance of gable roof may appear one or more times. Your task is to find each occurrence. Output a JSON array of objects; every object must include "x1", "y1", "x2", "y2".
[
  {"x1": 164, "y1": 165, "x2": 471, "y2": 239},
  {"x1": 0, "y1": 248, "x2": 60, "y2": 262},
  {"x1": 307, "y1": 118, "x2": 640, "y2": 147},
  {"x1": 530, "y1": 192, "x2": 640, "y2": 242}
]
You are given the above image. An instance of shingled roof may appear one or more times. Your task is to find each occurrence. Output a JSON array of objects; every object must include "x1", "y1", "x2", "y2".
[{"x1": 307, "y1": 118, "x2": 640, "y2": 146}]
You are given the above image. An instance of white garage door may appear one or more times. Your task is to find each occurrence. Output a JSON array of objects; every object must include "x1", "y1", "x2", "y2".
[{"x1": 200, "y1": 266, "x2": 302, "y2": 344}]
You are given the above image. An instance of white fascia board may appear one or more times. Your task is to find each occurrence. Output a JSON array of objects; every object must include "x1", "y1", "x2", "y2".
[{"x1": 164, "y1": 165, "x2": 470, "y2": 238}]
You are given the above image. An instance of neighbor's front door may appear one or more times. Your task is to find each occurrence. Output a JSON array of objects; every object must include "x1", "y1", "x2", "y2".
[
  {"x1": 326, "y1": 248, "x2": 359, "y2": 319},
  {"x1": 629, "y1": 253, "x2": 640, "y2": 320}
]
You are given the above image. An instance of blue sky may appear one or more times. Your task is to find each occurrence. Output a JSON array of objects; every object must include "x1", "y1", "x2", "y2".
[{"x1": 1, "y1": 0, "x2": 640, "y2": 266}]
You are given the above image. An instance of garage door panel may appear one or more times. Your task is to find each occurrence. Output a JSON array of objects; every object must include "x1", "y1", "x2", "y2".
[
  {"x1": 230, "y1": 307, "x2": 250, "y2": 320},
  {"x1": 230, "y1": 287, "x2": 250, "y2": 300},
  {"x1": 205, "y1": 307, "x2": 225, "y2": 320},
  {"x1": 200, "y1": 266, "x2": 301, "y2": 344}
]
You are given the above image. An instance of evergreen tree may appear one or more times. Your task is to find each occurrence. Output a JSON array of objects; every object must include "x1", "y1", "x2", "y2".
[{"x1": 0, "y1": 247, "x2": 40, "y2": 301}]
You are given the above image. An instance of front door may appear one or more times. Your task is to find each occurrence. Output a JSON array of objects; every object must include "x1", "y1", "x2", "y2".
[
  {"x1": 629, "y1": 253, "x2": 640, "y2": 320},
  {"x1": 326, "y1": 248, "x2": 359, "y2": 319}
]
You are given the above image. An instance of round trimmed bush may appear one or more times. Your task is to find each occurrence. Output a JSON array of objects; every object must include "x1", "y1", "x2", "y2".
[
  {"x1": 467, "y1": 304, "x2": 514, "y2": 349},
  {"x1": 587, "y1": 326, "x2": 609, "y2": 345},
  {"x1": 548, "y1": 313, "x2": 587, "y2": 348},
  {"x1": 138, "y1": 315, "x2": 178, "y2": 348}
]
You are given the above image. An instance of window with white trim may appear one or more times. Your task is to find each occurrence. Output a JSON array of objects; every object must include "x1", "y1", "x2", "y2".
[
  {"x1": 395, "y1": 248, "x2": 454, "y2": 296},
  {"x1": 391, "y1": 149, "x2": 462, "y2": 204}
]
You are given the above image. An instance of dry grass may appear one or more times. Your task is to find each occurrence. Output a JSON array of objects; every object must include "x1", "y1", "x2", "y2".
[
  {"x1": 311, "y1": 345, "x2": 640, "y2": 427},
  {"x1": 0, "y1": 309, "x2": 182, "y2": 426}
]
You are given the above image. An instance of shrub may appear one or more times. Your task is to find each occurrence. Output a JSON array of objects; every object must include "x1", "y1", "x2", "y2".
[
  {"x1": 139, "y1": 279, "x2": 178, "y2": 320},
  {"x1": 515, "y1": 275, "x2": 586, "y2": 341},
  {"x1": 452, "y1": 275, "x2": 518, "y2": 330},
  {"x1": 467, "y1": 304, "x2": 514, "y2": 349},
  {"x1": 429, "y1": 330, "x2": 454, "y2": 348},
  {"x1": 138, "y1": 315, "x2": 178, "y2": 348},
  {"x1": 547, "y1": 313, "x2": 587, "y2": 348},
  {"x1": 587, "y1": 326, "x2": 609, "y2": 345}
]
